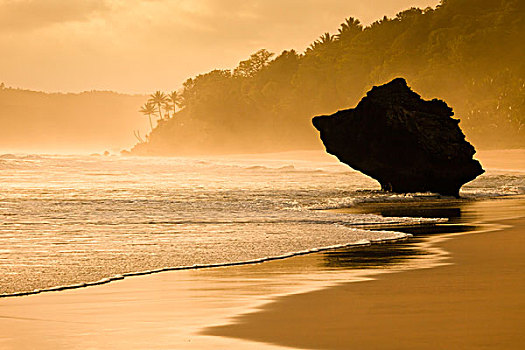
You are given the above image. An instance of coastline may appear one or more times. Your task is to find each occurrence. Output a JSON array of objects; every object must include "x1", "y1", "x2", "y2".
[
  {"x1": 0, "y1": 231, "x2": 412, "y2": 299},
  {"x1": 1, "y1": 196, "x2": 523, "y2": 348},
  {"x1": 205, "y1": 197, "x2": 525, "y2": 349}
]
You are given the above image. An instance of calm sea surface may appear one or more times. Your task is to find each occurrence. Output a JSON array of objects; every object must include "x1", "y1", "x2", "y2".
[{"x1": 1, "y1": 151, "x2": 523, "y2": 295}]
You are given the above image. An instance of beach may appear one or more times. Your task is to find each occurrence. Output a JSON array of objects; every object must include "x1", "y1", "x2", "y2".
[
  {"x1": 2, "y1": 0, "x2": 524, "y2": 348},
  {"x1": 1, "y1": 195, "x2": 524, "y2": 349},
  {"x1": 207, "y1": 197, "x2": 525, "y2": 349}
]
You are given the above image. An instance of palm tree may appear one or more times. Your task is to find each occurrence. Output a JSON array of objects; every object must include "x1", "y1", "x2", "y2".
[
  {"x1": 139, "y1": 102, "x2": 156, "y2": 131},
  {"x1": 306, "y1": 33, "x2": 335, "y2": 53},
  {"x1": 318, "y1": 33, "x2": 335, "y2": 45},
  {"x1": 335, "y1": 17, "x2": 363, "y2": 42},
  {"x1": 162, "y1": 102, "x2": 172, "y2": 119},
  {"x1": 149, "y1": 91, "x2": 168, "y2": 120},
  {"x1": 168, "y1": 91, "x2": 182, "y2": 115}
]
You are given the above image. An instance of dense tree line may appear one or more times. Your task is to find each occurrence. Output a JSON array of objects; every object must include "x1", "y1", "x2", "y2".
[{"x1": 132, "y1": 0, "x2": 525, "y2": 155}]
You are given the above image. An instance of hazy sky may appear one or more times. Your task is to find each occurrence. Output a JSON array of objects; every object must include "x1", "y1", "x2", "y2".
[{"x1": 0, "y1": 0, "x2": 439, "y2": 93}]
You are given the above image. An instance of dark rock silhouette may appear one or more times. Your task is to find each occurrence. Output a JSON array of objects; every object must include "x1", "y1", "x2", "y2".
[{"x1": 312, "y1": 78, "x2": 484, "y2": 197}]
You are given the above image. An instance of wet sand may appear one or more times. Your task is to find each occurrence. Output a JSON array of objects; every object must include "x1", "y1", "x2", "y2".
[
  {"x1": 0, "y1": 225, "x2": 438, "y2": 350},
  {"x1": 206, "y1": 199, "x2": 525, "y2": 349},
  {"x1": 0, "y1": 197, "x2": 523, "y2": 349}
]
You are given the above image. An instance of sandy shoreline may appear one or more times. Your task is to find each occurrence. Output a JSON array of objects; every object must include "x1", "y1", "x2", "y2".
[
  {"x1": 0, "y1": 196, "x2": 523, "y2": 349},
  {"x1": 206, "y1": 198, "x2": 525, "y2": 349}
]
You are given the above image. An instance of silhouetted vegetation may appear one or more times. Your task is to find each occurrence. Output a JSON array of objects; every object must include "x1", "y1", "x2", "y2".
[
  {"x1": 139, "y1": 101, "x2": 156, "y2": 131},
  {"x1": 132, "y1": 0, "x2": 525, "y2": 155}
]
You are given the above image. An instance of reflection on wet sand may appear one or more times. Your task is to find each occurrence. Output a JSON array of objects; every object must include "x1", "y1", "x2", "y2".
[
  {"x1": 204, "y1": 197, "x2": 525, "y2": 350},
  {"x1": 2, "y1": 198, "x2": 517, "y2": 350},
  {"x1": 322, "y1": 200, "x2": 478, "y2": 270}
]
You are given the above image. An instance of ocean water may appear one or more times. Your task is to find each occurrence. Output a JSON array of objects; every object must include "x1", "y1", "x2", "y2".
[{"x1": 1, "y1": 151, "x2": 524, "y2": 296}]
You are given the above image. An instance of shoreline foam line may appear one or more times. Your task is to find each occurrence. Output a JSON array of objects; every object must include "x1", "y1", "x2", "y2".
[{"x1": 0, "y1": 232, "x2": 412, "y2": 299}]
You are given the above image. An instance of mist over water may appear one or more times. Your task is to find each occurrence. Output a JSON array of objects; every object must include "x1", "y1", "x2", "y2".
[{"x1": 0, "y1": 151, "x2": 523, "y2": 295}]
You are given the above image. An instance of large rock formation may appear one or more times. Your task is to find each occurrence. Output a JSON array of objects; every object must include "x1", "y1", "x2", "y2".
[{"x1": 312, "y1": 78, "x2": 484, "y2": 197}]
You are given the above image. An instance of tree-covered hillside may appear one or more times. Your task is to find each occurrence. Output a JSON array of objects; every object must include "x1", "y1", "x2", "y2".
[
  {"x1": 0, "y1": 86, "x2": 147, "y2": 153},
  {"x1": 132, "y1": 0, "x2": 524, "y2": 155}
]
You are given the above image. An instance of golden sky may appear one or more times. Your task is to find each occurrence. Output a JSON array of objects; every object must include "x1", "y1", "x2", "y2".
[{"x1": 0, "y1": 0, "x2": 439, "y2": 93}]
